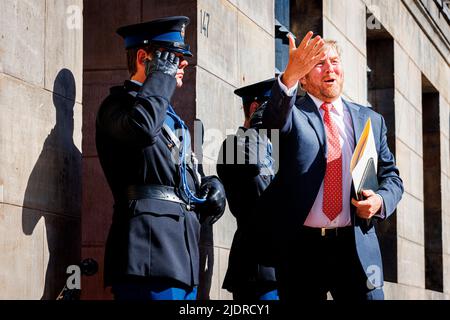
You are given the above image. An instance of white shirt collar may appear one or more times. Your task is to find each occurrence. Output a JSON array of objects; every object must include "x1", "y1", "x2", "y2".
[
  {"x1": 307, "y1": 93, "x2": 344, "y2": 116},
  {"x1": 130, "y1": 79, "x2": 143, "y2": 86}
]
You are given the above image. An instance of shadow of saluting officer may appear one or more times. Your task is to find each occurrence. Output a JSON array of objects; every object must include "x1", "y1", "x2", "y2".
[{"x1": 22, "y1": 68, "x2": 81, "y2": 299}]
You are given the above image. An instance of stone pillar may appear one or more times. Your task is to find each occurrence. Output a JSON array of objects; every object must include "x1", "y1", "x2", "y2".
[
  {"x1": 440, "y1": 95, "x2": 450, "y2": 297},
  {"x1": 367, "y1": 27, "x2": 397, "y2": 283},
  {"x1": 323, "y1": 0, "x2": 367, "y2": 104},
  {"x1": 394, "y1": 42, "x2": 426, "y2": 296}
]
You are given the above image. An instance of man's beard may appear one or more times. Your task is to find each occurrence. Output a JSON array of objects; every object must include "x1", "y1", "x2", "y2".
[{"x1": 321, "y1": 81, "x2": 343, "y2": 99}]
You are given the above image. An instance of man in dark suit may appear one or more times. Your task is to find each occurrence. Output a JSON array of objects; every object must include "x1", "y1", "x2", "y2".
[
  {"x1": 96, "y1": 16, "x2": 226, "y2": 300},
  {"x1": 260, "y1": 32, "x2": 404, "y2": 301},
  {"x1": 217, "y1": 79, "x2": 279, "y2": 300}
]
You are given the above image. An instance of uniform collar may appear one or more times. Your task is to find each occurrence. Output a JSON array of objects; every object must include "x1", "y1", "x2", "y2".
[
  {"x1": 307, "y1": 93, "x2": 344, "y2": 116},
  {"x1": 130, "y1": 79, "x2": 143, "y2": 86},
  {"x1": 123, "y1": 80, "x2": 142, "y2": 93}
]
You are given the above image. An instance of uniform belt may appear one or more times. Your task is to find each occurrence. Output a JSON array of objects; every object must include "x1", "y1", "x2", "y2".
[
  {"x1": 126, "y1": 184, "x2": 188, "y2": 206},
  {"x1": 300, "y1": 226, "x2": 353, "y2": 238}
]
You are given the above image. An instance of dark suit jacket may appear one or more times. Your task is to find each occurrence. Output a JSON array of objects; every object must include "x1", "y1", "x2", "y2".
[
  {"x1": 259, "y1": 82, "x2": 404, "y2": 286},
  {"x1": 96, "y1": 74, "x2": 200, "y2": 288}
]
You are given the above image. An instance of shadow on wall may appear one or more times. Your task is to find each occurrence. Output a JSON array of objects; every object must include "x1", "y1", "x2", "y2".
[
  {"x1": 198, "y1": 219, "x2": 214, "y2": 300},
  {"x1": 195, "y1": 118, "x2": 215, "y2": 300},
  {"x1": 21, "y1": 69, "x2": 82, "y2": 299}
]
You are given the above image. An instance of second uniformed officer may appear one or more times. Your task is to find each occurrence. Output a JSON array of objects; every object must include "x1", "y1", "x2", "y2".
[
  {"x1": 96, "y1": 16, "x2": 226, "y2": 300},
  {"x1": 217, "y1": 79, "x2": 278, "y2": 300}
]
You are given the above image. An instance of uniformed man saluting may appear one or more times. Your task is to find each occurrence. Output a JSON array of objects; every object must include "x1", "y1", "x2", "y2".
[
  {"x1": 217, "y1": 79, "x2": 278, "y2": 300},
  {"x1": 96, "y1": 16, "x2": 226, "y2": 300}
]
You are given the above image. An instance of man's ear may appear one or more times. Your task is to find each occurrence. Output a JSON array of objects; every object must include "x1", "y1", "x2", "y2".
[
  {"x1": 300, "y1": 76, "x2": 307, "y2": 87},
  {"x1": 136, "y1": 49, "x2": 149, "y2": 67},
  {"x1": 249, "y1": 101, "x2": 260, "y2": 117}
]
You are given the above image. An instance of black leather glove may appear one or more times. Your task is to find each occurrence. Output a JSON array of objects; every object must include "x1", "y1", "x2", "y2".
[
  {"x1": 144, "y1": 50, "x2": 180, "y2": 77},
  {"x1": 249, "y1": 101, "x2": 268, "y2": 129},
  {"x1": 197, "y1": 175, "x2": 226, "y2": 225}
]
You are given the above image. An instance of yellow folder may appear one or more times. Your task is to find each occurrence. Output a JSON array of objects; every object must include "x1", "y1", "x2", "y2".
[{"x1": 350, "y1": 118, "x2": 379, "y2": 200}]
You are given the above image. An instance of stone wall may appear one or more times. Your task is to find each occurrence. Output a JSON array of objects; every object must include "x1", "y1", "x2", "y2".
[{"x1": 0, "y1": 0, "x2": 83, "y2": 299}]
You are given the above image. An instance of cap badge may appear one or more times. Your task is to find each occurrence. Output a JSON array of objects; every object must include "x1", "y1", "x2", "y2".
[{"x1": 181, "y1": 23, "x2": 186, "y2": 39}]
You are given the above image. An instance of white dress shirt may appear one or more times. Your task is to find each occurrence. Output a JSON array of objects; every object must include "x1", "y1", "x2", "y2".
[
  {"x1": 303, "y1": 94, "x2": 354, "y2": 227},
  {"x1": 277, "y1": 75, "x2": 384, "y2": 228}
]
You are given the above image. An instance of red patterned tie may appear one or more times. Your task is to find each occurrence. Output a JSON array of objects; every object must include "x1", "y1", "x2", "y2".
[{"x1": 321, "y1": 103, "x2": 342, "y2": 221}]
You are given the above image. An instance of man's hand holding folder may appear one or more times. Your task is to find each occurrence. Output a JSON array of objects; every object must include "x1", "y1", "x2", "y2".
[{"x1": 350, "y1": 118, "x2": 383, "y2": 219}]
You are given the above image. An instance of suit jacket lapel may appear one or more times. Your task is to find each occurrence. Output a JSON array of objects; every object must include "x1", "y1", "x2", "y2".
[
  {"x1": 297, "y1": 95, "x2": 327, "y2": 156},
  {"x1": 343, "y1": 99, "x2": 365, "y2": 146},
  {"x1": 297, "y1": 96, "x2": 368, "y2": 157}
]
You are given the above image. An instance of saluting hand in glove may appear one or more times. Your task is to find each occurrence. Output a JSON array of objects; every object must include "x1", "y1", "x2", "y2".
[{"x1": 145, "y1": 50, "x2": 180, "y2": 78}]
